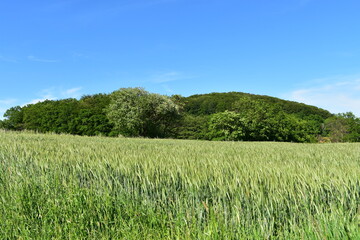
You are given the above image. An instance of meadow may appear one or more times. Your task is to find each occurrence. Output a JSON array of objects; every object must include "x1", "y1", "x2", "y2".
[{"x1": 0, "y1": 130, "x2": 359, "y2": 239}]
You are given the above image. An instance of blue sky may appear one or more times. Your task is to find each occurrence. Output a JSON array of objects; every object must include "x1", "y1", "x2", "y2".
[{"x1": 1, "y1": 0, "x2": 360, "y2": 118}]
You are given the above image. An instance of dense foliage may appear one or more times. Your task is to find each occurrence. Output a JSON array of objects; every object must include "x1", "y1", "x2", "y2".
[
  {"x1": 1, "y1": 131, "x2": 359, "y2": 238},
  {"x1": 1, "y1": 94, "x2": 113, "y2": 136},
  {"x1": 182, "y1": 92, "x2": 332, "y2": 118},
  {"x1": 1, "y1": 88, "x2": 359, "y2": 142},
  {"x1": 107, "y1": 88, "x2": 180, "y2": 137}
]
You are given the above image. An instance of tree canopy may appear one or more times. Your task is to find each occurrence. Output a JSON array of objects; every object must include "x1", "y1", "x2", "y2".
[
  {"x1": 106, "y1": 88, "x2": 180, "y2": 137},
  {"x1": 1, "y1": 88, "x2": 359, "y2": 142}
]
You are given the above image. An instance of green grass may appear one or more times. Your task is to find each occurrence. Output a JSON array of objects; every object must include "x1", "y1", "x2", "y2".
[{"x1": 0, "y1": 130, "x2": 359, "y2": 239}]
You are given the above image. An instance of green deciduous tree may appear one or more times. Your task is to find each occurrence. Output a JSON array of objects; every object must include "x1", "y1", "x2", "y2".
[
  {"x1": 22, "y1": 99, "x2": 79, "y2": 134},
  {"x1": 232, "y1": 98, "x2": 321, "y2": 142},
  {"x1": 174, "y1": 114, "x2": 209, "y2": 140},
  {"x1": 106, "y1": 87, "x2": 180, "y2": 137},
  {"x1": 325, "y1": 112, "x2": 360, "y2": 142},
  {"x1": 74, "y1": 94, "x2": 113, "y2": 136},
  {"x1": 208, "y1": 111, "x2": 246, "y2": 141},
  {"x1": 3, "y1": 106, "x2": 24, "y2": 130}
]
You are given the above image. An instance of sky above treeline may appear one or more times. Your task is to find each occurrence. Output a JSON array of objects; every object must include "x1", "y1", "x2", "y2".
[{"x1": 1, "y1": 0, "x2": 360, "y2": 119}]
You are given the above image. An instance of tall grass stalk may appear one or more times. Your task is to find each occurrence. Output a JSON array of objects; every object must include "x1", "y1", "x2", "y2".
[{"x1": 0, "y1": 130, "x2": 359, "y2": 239}]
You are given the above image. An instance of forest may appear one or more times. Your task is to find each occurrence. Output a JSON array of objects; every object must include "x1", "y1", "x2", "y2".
[{"x1": 1, "y1": 87, "x2": 359, "y2": 143}]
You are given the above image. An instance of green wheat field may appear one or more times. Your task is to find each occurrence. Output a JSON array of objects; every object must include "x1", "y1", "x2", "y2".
[{"x1": 0, "y1": 130, "x2": 359, "y2": 239}]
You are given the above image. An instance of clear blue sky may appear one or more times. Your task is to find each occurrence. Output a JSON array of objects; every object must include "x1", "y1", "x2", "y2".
[{"x1": 1, "y1": 0, "x2": 360, "y2": 118}]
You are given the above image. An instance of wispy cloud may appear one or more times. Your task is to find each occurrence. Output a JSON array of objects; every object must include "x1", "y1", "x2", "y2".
[
  {"x1": 160, "y1": 84, "x2": 174, "y2": 94},
  {"x1": 67, "y1": 0, "x2": 179, "y2": 25},
  {"x1": 108, "y1": 0, "x2": 179, "y2": 11},
  {"x1": 148, "y1": 71, "x2": 194, "y2": 83},
  {"x1": 0, "y1": 55, "x2": 17, "y2": 63},
  {"x1": 334, "y1": 50, "x2": 357, "y2": 58},
  {"x1": 62, "y1": 87, "x2": 82, "y2": 98},
  {"x1": 72, "y1": 52, "x2": 88, "y2": 59},
  {"x1": 133, "y1": 0, "x2": 178, "y2": 8},
  {"x1": 272, "y1": 0, "x2": 314, "y2": 15},
  {"x1": 0, "y1": 86, "x2": 82, "y2": 120},
  {"x1": 0, "y1": 99, "x2": 18, "y2": 120},
  {"x1": 40, "y1": 0, "x2": 175, "y2": 13},
  {"x1": 0, "y1": 99, "x2": 17, "y2": 105},
  {"x1": 37, "y1": 0, "x2": 83, "y2": 12},
  {"x1": 25, "y1": 86, "x2": 83, "y2": 106},
  {"x1": 287, "y1": 75, "x2": 360, "y2": 116},
  {"x1": 27, "y1": 55, "x2": 59, "y2": 63},
  {"x1": 25, "y1": 88, "x2": 56, "y2": 105},
  {"x1": 0, "y1": 108, "x2": 7, "y2": 120},
  {"x1": 26, "y1": 95, "x2": 55, "y2": 105},
  {"x1": 298, "y1": 0, "x2": 313, "y2": 6}
]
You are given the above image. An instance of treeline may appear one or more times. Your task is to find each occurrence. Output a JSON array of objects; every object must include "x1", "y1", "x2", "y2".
[
  {"x1": 0, "y1": 94, "x2": 113, "y2": 136},
  {"x1": 1, "y1": 88, "x2": 359, "y2": 142}
]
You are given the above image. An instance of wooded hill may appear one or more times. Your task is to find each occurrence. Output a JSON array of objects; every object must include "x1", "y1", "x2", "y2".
[
  {"x1": 1, "y1": 88, "x2": 359, "y2": 142},
  {"x1": 182, "y1": 92, "x2": 331, "y2": 118}
]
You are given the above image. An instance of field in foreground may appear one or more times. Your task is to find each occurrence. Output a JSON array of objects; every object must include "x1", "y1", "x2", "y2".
[{"x1": 0, "y1": 131, "x2": 359, "y2": 239}]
